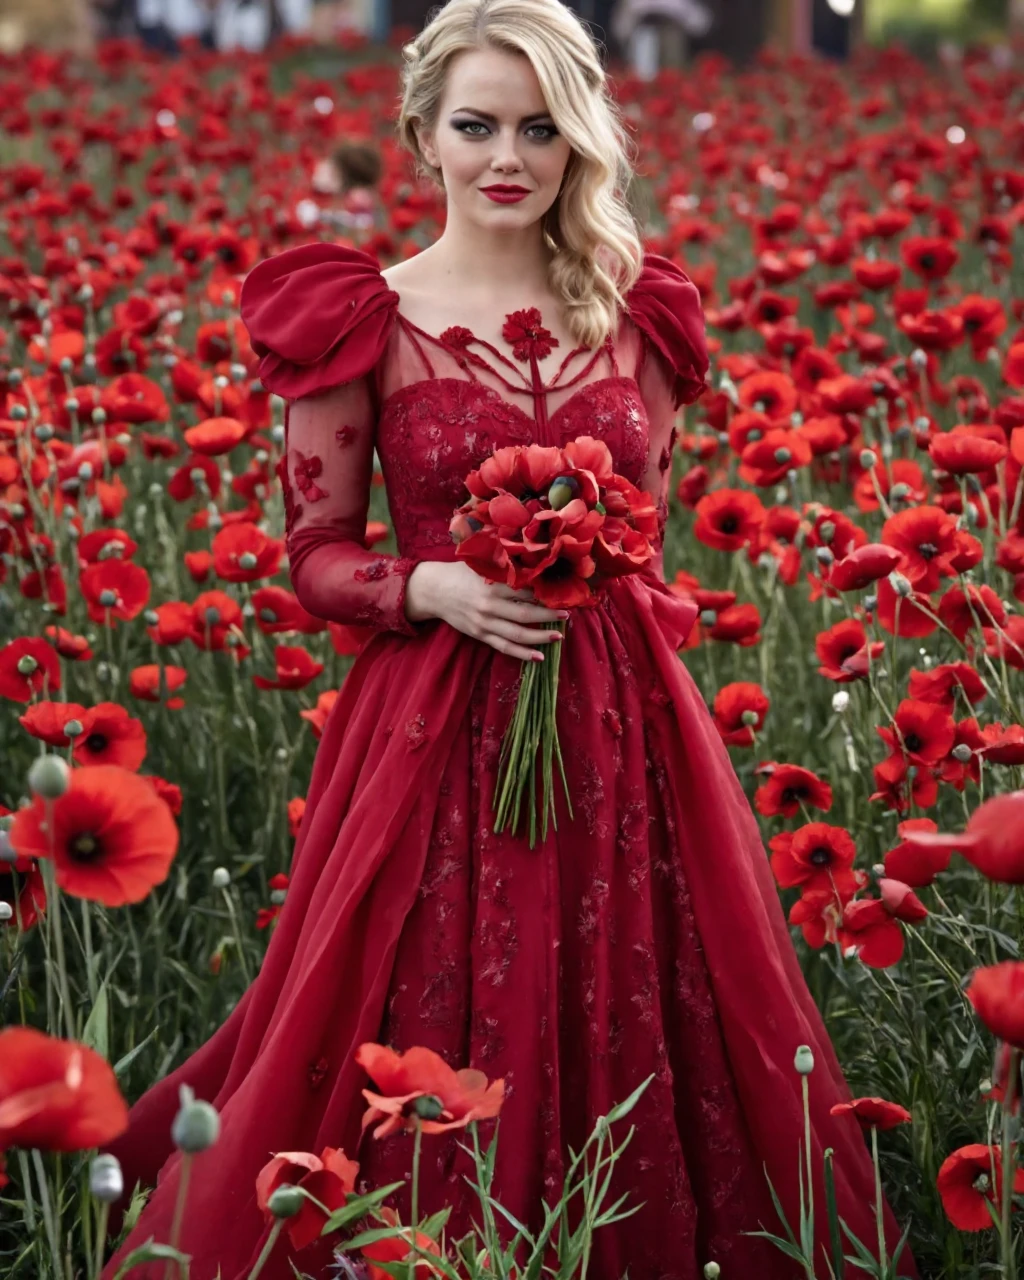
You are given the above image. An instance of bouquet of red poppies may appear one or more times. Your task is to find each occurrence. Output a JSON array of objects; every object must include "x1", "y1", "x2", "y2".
[{"x1": 449, "y1": 436, "x2": 659, "y2": 848}]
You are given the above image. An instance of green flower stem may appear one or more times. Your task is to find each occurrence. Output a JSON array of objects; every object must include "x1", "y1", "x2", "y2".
[
  {"x1": 40, "y1": 807, "x2": 76, "y2": 1042},
  {"x1": 245, "y1": 1221, "x2": 283, "y2": 1280},
  {"x1": 30, "y1": 1149, "x2": 63, "y2": 1280},
  {"x1": 411, "y1": 1115, "x2": 421, "y2": 1264},
  {"x1": 91, "y1": 1201, "x2": 110, "y2": 1280},
  {"x1": 871, "y1": 1125, "x2": 887, "y2": 1276},
  {"x1": 1000, "y1": 1047, "x2": 1020, "y2": 1280},
  {"x1": 219, "y1": 886, "x2": 253, "y2": 985},
  {"x1": 164, "y1": 1152, "x2": 193, "y2": 1280}
]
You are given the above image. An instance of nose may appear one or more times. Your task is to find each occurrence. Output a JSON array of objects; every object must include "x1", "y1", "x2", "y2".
[{"x1": 490, "y1": 129, "x2": 524, "y2": 174}]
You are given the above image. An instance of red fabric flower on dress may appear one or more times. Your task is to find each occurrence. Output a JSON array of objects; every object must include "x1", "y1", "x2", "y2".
[
  {"x1": 439, "y1": 326, "x2": 475, "y2": 351},
  {"x1": 501, "y1": 308, "x2": 559, "y2": 362},
  {"x1": 292, "y1": 450, "x2": 328, "y2": 502}
]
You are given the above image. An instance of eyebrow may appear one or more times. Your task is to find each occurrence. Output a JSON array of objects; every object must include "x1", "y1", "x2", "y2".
[{"x1": 450, "y1": 108, "x2": 553, "y2": 123}]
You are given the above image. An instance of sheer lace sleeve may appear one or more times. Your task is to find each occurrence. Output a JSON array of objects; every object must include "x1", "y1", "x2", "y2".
[
  {"x1": 279, "y1": 386, "x2": 421, "y2": 635},
  {"x1": 240, "y1": 242, "x2": 420, "y2": 637},
  {"x1": 627, "y1": 252, "x2": 710, "y2": 584}
]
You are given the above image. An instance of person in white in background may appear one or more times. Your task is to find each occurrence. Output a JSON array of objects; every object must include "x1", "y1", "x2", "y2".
[
  {"x1": 610, "y1": 0, "x2": 710, "y2": 79},
  {"x1": 212, "y1": 0, "x2": 311, "y2": 50}
]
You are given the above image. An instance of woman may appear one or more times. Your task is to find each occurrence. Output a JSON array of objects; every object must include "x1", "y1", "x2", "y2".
[{"x1": 103, "y1": 1, "x2": 914, "y2": 1277}]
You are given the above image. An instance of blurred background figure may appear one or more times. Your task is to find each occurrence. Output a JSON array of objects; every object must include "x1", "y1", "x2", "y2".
[
  {"x1": 0, "y1": 0, "x2": 95, "y2": 51},
  {"x1": 310, "y1": 139, "x2": 385, "y2": 233},
  {"x1": 610, "y1": 0, "x2": 711, "y2": 75},
  {"x1": 212, "y1": 0, "x2": 312, "y2": 50}
]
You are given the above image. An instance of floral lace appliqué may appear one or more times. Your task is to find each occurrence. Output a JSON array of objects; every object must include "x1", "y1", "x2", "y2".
[
  {"x1": 501, "y1": 307, "x2": 559, "y2": 363},
  {"x1": 292, "y1": 449, "x2": 328, "y2": 502}
]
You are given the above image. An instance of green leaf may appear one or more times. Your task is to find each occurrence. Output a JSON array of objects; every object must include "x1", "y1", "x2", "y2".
[
  {"x1": 112, "y1": 1030, "x2": 158, "y2": 1079},
  {"x1": 112, "y1": 1239, "x2": 191, "y2": 1279},
  {"x1": 81, "y1": 980, "x2": 109, "y2": 1061}
]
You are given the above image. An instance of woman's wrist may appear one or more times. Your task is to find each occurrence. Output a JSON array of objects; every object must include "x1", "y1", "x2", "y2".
[{"x1": 404, "y1": 561, "x2": 441, "y2": 624}]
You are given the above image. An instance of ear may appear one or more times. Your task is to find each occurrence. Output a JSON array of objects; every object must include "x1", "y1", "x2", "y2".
[{"x1": 415, "y1": 121, "x2": 439, "y2": 169}]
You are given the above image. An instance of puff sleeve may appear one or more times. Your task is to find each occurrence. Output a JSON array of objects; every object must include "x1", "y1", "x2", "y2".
[
  {"x1": 240, "y1": 243, "x2": 421, "y2": 637},
  {"x1": 627, "y1": 253, "x2": 709, "y2": 581}
]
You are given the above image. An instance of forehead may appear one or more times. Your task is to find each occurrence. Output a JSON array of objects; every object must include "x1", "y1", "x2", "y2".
[{"x1": 442, "y1": 46, "x2": 550, "y2": 115}]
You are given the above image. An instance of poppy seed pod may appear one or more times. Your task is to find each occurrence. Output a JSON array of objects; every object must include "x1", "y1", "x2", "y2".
[
  {"x1": 267, "y1": 1184, "x2": 304, "y2": 1218},
  {"x1": 27, "y1": 754, "x2": 70, "y2": 800},
  {"x1": 16, "y1": 655, "x2": 38, "y2": 676},
  {"x1": 0, "y1": 903, "x2": 12, "y2": 922},
  {"x1": 547, "y1": 476, "x2": 579, "y2": 510},
  {"x1": 412, "y1": 1093, "x2": 446, "y2": 1121},
  {"x1": 212, "y1": 867, "x2": 231, "y2": 889},
  {"x1": 171, "y1": 1084, "x2": 221, "y2": 1153},
  {"x1": 704, "y1": 1266, "x2": 721, "y2": 1280},
  {"x1": 889, "y1": 571, "x2": 913, "y2": 598},
  {"x1": 90, "y1": 1154, "x2": 124, "y2": 1203},
  {"x1": 63, "y1": 719, "x2": 83, "y2": 739},
  {"x1": 794, "y1": 1045, "x2": 815, "y2": 1075}
]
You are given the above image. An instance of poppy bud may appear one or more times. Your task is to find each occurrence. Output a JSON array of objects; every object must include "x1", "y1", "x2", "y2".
[
  {"x1": 171, "y1": 1085, "x2": 220, "y2": 1153},
  {"x1": 952, "y1": 744, "x2": 973, "y2": 763},
  {"x1": 64, "y1": 719, "x2": 83, "y2": 739},
  {"x1": 214, "y1": 376, "x2": 230, "y2": 390},
  {"x1": 864, "y1": 594, "x2": 878, "y2": 612},
  {"x1": 89, "y1": 1154, "x2": 123, "y2": 1204},
  {"x1": 741, "y1": 710, "x2": 759, "y2": 727},
  {"x1": 699, "y1": 609, "x2": 717, "y2": 627},
  {"x1": 79, "y1": 284, "x2": 94, "y2": 302},
  {"x1": 773, "y1": 447, "x2": 791, "y2": 465},
  {"x1": 212, "y1": 867, "x2": 231, "y2": 889},
  {"x1": 818, "y1": 520, "x2": 835, "y2": 545},
  {"x1": 16, "y1": 655, "x2": 38, "y2": 676},
  {"x1": 548, "y1": 476, "x2": 579, "y2": 511},
  {"x1": 746, "y1": 428, "x2": 762, "y2": 443},
  {"x1": 204, "y1": 606, "x2": 222, "y2": 625},
  {"x1": 36, "y1": 423, "x2": 55, "y2": 441},
  {"x1": 910, "y1": 348, "x2": 928, "y2": 368},
  {"x1": 889, "y1": 571, "x2": 912, "y2": 598},
  {"x1": 832, "y1": 692, "x2": 849, "y2": 714},
  {"x1": 99, "y1": 589, "x2": 118, "y2": 608},
  {"x1": 794, "y1": 1045, "x2": 815, "y2": 1075},
  {"x1": 412, "y1": 1094, "x2": 446, "y2": 1120},
  {"x1": 889, "y1": 482, "x2": 912, "y2": 503},
  {"x1": 10, "y1": 404, "x2": 27, "y2": 421},
  {"x1": 0, "y1": 903, "x2": 12, "y2": 923},
  {"x1": 859, "y1": 449, "x2": 876, "y2": 469},
  {"x1": 239, "y1": 553, "x2": 258, "y2": 571},
  {"x1": 704, "y1": 1266, "x2": 720, "y2": 1280},
  {"x1": 28, "y1": 755, "x2": 70, "y2": 800},
  {"x1": 271, "y1": 424, "x2": 285, "y2": 444},
  {"x1": 268, "y1": 1185, "x2": 304, "y2": 1218},
  {"x1": 8, "y1": 369, "x2": 22, "y2": 388},
  {"x1": 816, "y1": 547, "x2": 834, "y2": 567}
]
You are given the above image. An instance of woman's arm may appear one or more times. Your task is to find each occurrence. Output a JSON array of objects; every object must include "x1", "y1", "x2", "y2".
[{"x1": 635, "y1": 340, "x2": 680, "y2": 584}]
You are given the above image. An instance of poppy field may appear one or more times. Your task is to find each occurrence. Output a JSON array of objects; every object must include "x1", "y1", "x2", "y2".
[{"x1": 2, "y1": 30, "x2": 1024, "y2": 1280}]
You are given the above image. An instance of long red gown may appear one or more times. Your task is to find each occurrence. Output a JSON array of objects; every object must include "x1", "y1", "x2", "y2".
[{"x1": 101, "y1": 243, "x2": 913, "y2": 1280}]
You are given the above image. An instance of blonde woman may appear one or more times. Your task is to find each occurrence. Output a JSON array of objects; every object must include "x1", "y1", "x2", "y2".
[{"x1": 102, "y1": 1, "x2": 914, "y2": 1276}]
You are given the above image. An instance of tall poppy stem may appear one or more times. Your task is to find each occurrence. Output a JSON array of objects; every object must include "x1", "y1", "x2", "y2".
[
  {"x1": 41, "y1": 802, "x2": 76, "y2": 1042},
  {"x1": 871, "y1": 1125, "x2": 887, "y2": 1274},
  {"x1": 1001, "y1": 1048, "x2": 1020, "y2": 1280},
  {"x1": 164, "y1": 1152, "x2": 193, "y2": 1280},
  {"x1": 244, "y1": 1221, "x2": 283, "y2": 1280}
]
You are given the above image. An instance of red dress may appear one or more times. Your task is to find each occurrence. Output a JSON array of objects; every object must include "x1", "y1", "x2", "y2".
[{"x1": 102, "y1": 244, "x2": 911, "y2": 1280}]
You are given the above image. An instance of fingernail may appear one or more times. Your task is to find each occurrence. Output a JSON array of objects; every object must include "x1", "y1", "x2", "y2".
[
  {"x1": 533, "y1": 652, "x2": 545, "y2": 661},
  {"x1": 550, "y1": 632, "x2": 563, "y2": 640},
  {"x1": 558, "y1": 612, "x2": 570, "y2": 620}
]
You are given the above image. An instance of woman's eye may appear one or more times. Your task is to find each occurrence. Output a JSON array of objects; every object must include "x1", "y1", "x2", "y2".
[
  {"x1": 527, "y1": 125, "x2": 558, "y2": 140},
  {"x1": 456, "y1": 122, "x2": 488, "y2": 135}
]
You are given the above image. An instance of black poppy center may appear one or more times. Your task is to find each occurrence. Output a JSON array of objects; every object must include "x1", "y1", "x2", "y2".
[
  {"x1": 69, "y1": 832, "x2": 103, "y2": 862},
  {"x1": 720, "y1": 515, "x2": 739, "y2": 534},
  {"x1": 539, "y1": 557, "x2": 576, "y2": 582},
  {"x1": 781, "y1": 787, "x2": 806, "y2": 805},
  {"x1": 918, "y1": 542, "x2": 938, "y2": 559},
  {"x1": 919, "y1": 253, "x2": 935, "y2": 270},
  {"x1": 904, "y1": 733, "x2": 922, "y2": 753},
  {"x1": 809, "y1": 847, "x2": 831, "y2": 866},
  {"x1": 85, "y1": 732, "x2": 108, "y2": 753}
]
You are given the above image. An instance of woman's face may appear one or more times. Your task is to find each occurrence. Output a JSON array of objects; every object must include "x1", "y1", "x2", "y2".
[{"x1": 417, "y1": 45, "x2": 573, "y2": 233}]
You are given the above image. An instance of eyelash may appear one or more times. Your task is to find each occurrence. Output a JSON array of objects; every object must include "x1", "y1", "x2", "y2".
[{"x1": 454, "y1": 121, "x2": 559, "y2": 141}]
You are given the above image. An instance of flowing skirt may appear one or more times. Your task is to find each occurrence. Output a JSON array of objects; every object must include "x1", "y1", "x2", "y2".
[{"x1": 102, "y1": 577, "x2": 909, "y2": 1280}]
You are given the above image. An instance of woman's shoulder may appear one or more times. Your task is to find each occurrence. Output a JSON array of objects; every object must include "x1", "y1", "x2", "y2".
[
  {"x1": 624, "y1": 252, "x2": 709, "y2": 408},
  {"x1": 240, "y1": 242, "x2": 400, "y2": 401}
]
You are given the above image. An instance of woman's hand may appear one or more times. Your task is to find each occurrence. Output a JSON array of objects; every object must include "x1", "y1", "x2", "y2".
[{"x1": 405, "y1": 561, "x2": 567, "y2": 661}]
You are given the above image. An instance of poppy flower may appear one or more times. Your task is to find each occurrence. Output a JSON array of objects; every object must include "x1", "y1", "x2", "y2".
[
  {"x1": 829, "y1": 1097, "x2": 912, "y2": 1131},
  {"x1": 287, "y1": 799, "x2": 305, "y2": 838},
  {"x1": 184, "y1": 417, "x2": 248, "y2": 456},
  {"x1": 0, "y1": 1027, "x2": 128, "y2": 1152},
  {"x1": 147, "y1": 602, "x2": 194, "y2": 647},
  {"x1": 693, "y1": 489, "x2": 766, "y2": 552},
  {"x1": 900, "y1": 235, "x2": 959, "y2": 281},
  {"x1": 255, "y1": 872, "x2": 290, "y2": 929},
  {"x1": 712, "y1": 682, "x2": 769, "y2": 747},
  {"x1": 73, "y1": 703, "x2": 147, "y2": 771},
  {"x1": 708, "y1": 603, "x2": 762, "y2": 646},
  {"x1": 250, "y1": 586, "x2": 326, "y2": 636},
  {"x1": 79, "y1": 558, "x2": 151, "y2": 625},
  {"x1": 44, "y1": 627, "x2": 93, "y2": 661},
  {"x1": 881, "y1": 505, "x2": 957, "y2": 592},
  {"x1": 18, "y1": 701, "x2": 89, "y2": 747},
  {"x1": 877, "y1": 699, "x2": 956, "y2": 768},
  {"x1": 829, "y1": 544, "x2": 903, "y2": 593},
  {"x1": 253, "y1": 645, "x2": 324, "y2": 691},
  {"x1": 360, "y1": 1206, "x2": 443, "y2": 1279},
  {"x1": 908, "y1": 662, "x2": 986, "y2": 708},
  {"x1": 739, "y1": 428, "x2": 812, "y2": 487},
  {"x1": 300, "y1": 690, "x2": 338, "y2": 739},
  {"x1": 0, "y1": 637, "x2": 61, "y2": 703},
  {"x1": 128, "y1": 665, "x2": 187, "y2": 709},
  {"x1": 815, "y1": 619, "x2": 883, "y2": 683},
  {"x1": 755, "y1": 763, "x2": 833, "y2": 817},
  {"x1": 255, "y1": 1145, "x2": 359, "y2": 1251},
  {"x1": 937, "y1": 584, "x2": 1006, "y2": 641},
  {"x1": 841, "y1": 891, "x2": 918, "y2": 969},
  {"x1": 788, "y1": 889, "x2": 845, "y2": 949},
  {"x1": 875, "y1": 576, "x2": 938, "y2": 639},
  {"x1": 769, "y1": 823, "x2": 860, "y2": 897},
  {"x1": 902, "y1": 791, "x2": 1024, "y2": 884},
  {"x1": 967, "y1": 962, "x2": 1024, "y2": 1049},
  {"x1": 736, "y1": 370, "x2": 797, "y2": 422},
  {"x1": 937, "y1": 1145, "x2": 1024, "y2": 1231},
  {"x1": 883, "y1": 819, "x2": 948, "y2": 886},
  {"x1": 189, "y1": 591, "x2": 244, "y2": 651},
  {"x1": 355, "y1": 1043, "x2": 505, "y2": 1140},
  {"x1": 929, "y1": 430, "x2": 1007, "y2": 476},
  {"x1": 212, "y1": 523, "x2": 284, "y2": 584},
  {"x1": 10, "y1": 765, "x2": 179, "y2": 907}
]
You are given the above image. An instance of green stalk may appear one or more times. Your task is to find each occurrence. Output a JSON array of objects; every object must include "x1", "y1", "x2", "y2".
[
  {"x1": 871, "y1": 1125, "x2": 887, "y2": 1276},
  {"x1": 163, "y1": 1152, "x2": 193, "y2": 1280},
  {"x1": 1000, "y1": 1048, "x2": 1020, "y2": 1280},
  {"x1": 245, "y1": 1221, "x2": 283, "y2": 1280}
]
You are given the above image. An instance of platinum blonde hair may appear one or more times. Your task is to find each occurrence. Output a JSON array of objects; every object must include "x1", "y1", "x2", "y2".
[{"x1": 397, "y1": 0, "x2": 644, "y2": 349}]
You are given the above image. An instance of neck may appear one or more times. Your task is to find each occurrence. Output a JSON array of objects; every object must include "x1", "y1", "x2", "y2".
[{"x1": 423, "y1": 210, "x2": 554, "y2": 294}]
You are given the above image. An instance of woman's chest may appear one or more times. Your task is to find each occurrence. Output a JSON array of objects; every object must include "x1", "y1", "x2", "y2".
[{"x1": 376, "y1": 375, "x2": 651, "y2": 516}]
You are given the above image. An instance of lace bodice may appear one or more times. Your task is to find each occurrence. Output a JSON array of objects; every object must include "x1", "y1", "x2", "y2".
[{"x1": 240, "y1": 243, "x2": 708, "y2": 638}]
